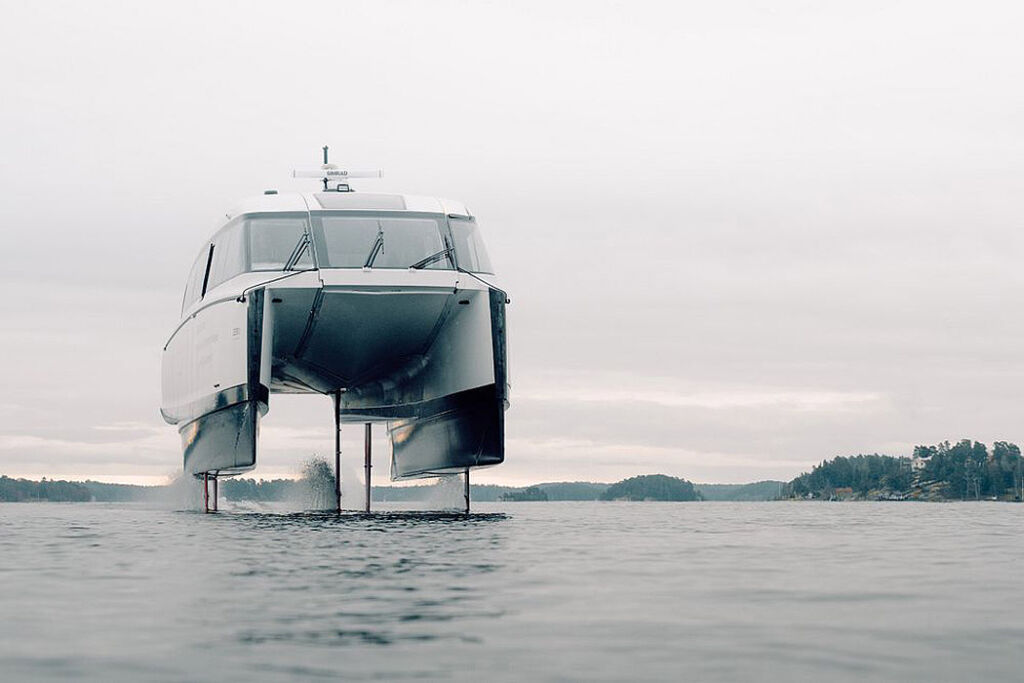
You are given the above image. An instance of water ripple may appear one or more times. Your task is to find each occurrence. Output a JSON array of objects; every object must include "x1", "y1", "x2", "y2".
[{"x1": 0, "y1": 502, "x2": 1021, "y2": 681}]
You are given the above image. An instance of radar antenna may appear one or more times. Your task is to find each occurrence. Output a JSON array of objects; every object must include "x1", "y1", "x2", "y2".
[{"x1": 292, "y1": 145, "x2": 383, "y2": 192}]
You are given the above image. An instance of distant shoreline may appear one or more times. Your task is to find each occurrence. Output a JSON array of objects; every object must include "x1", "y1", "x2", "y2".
[
  {"x1": 0, "y1": 475, "x2": 777, "y2": 503},
  {"x1": 6, "y1": 438, "x2": 1021, "y2": 504}
]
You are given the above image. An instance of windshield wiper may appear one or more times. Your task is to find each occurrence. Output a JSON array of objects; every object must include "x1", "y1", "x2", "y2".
[
  {"x1": 409, "y1": 247, "x2": 453, "y2": 270},
  {"x1": 363, "y1": 224, "x2": 384, "y2": 268},
  {"x1": 283, "y1": 234, "x2": 311, "y2": 271}
]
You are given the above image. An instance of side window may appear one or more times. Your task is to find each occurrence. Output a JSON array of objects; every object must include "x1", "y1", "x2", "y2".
[
  {"x1": 179, "y1": 214, "x2": 315, "y2": 314},
  {"x1": 206, "y1": 220, "x2": 246, "y2": 291},
  {"x1": 449, "y1": 217, "x2": 494, "y2": 274},
  {"x1": 181, "y1": 244, "x2": 211, "y2": 313},
  {"x1": 248, "y1": 217, "x2": 312, "y2": 271}
]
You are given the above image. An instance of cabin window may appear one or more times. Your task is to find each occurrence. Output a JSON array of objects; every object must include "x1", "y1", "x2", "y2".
[
  {"x1": 181, "y1": 245, "x2": 211, "y2": 312},
  {"x1": 249, "y1": 217, "x2": 312, "y2": 271},
  {"x1": 314, "y1": 215, "x2": 452, "y2": 270},
  {"x1": 449, "y1": 217, "x2": 493, "y2": 274},
  {"x1": 184, "y1": 213, "x2": 316, "y2": 303},
  {"x1": 206, "y1": 220, "x2": 246, "y2": 291}
]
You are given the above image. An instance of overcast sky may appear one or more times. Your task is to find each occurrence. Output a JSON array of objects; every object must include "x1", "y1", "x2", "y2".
[{"x1": 1, "y1": 0, "x2": 1023, "y2": 486}]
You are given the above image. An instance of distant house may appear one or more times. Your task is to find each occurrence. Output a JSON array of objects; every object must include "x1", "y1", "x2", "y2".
[
  {"x1": 833, "y1": 486, "x2": 854, "y2": 499},
  {"x1": 911, "y1": 454, "x2": 929, "y2": 471}
]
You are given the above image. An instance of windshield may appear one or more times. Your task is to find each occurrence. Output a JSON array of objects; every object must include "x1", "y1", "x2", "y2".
[
  {"x1": 449, "y1": 217, "x2": 494, "y2": 274},
  {"x1": 312, "y1": 214, "x2": 452, "y2": 270},
  {"x1": 249, "y1": 216, "x2": 312, "y2": 271},
  {"x1": 204, "y1": 214, "x2": 313, "y2": 292}
]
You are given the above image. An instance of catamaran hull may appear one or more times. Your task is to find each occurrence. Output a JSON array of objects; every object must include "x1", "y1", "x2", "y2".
[{"x1": 161, "y1": 273, "x2": 508, "y2": 480}]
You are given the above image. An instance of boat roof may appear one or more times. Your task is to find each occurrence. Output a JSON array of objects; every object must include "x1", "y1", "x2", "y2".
[{"x1": 224, "y1": 192, "x2": 473, "y2": 221}]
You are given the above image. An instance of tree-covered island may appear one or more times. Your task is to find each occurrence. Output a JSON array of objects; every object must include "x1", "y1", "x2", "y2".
[
  {"x1": 600, "y1": 475, "x2": 701, "y2": 501},
  {"x1": 786, "y1": 440, "x2": 1024, "y2": 501}
]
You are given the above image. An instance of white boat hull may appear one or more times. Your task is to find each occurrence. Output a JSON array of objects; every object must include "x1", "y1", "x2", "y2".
[{"x1": 162, "y1": 269, "x2": 508, "y2": 479}]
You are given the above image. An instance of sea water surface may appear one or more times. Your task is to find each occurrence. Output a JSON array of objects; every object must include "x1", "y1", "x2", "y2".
[{"x1": 1, "y1": 501, "x2": 1021, "y2": 681}]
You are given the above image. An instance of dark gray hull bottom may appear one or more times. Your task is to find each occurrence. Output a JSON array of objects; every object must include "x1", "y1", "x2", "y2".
[{"x1": 387, "y1": 384, "x2": 504, "y2": 478}]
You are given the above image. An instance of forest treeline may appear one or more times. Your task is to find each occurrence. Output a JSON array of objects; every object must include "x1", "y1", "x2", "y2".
[
  {"x1": 0, "y1": 476, "x2": 92, "y2": 502},
  {"x1": 787, "y1": 440, "x2": 1024, "y2": 500}
]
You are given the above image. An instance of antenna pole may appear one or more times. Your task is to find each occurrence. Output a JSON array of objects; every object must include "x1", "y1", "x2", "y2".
[{"x1": 322, "y1": 145, "x2": 330, "y2": 191}]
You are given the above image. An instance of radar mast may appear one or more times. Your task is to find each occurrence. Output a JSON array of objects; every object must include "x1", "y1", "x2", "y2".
[{"x1": 292, "y1": 146, "x2": 383, "y2": 192}]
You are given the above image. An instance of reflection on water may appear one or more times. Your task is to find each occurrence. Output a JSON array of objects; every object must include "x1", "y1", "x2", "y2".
[
  {"x1": 229, "y1": 510, "x2": 509, "y2": 525},
  {"x1": 1, "y1": 502, "x2": 1022, "y2": 681}
]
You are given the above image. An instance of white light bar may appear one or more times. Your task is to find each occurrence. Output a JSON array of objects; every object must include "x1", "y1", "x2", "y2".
[{"x1": 292, "y1": 167, "x2": 383, "y2": 179}]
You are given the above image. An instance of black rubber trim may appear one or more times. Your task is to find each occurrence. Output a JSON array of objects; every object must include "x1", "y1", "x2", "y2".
[{"x1": 247, "y1": 289, "x2": 264, "y2": 397}]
